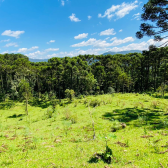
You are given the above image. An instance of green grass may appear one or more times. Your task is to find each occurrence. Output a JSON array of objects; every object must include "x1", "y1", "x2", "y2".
[{"x1": 0, "y1": 93, "x2": 168, "y2": 167}]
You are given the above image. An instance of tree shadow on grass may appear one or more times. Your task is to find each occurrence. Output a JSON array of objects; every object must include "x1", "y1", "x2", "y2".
[
  {"x1": 29, "y1": 98, "x2": 71, "y2": 109},
  {"x1": 102, "y1": 108, "x2": 165, "y2": 128},
  {"x1": 0, "y1": 101, "x2": 15, "y2": 110},
  {"x1": 8, "y1": 114, "x2": 26, "y2": 118},
  {"x1": 29, "y1": 99, "x2": 53, "y2": 109}
]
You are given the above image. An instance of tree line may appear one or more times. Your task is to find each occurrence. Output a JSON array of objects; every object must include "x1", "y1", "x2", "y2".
[{"x1": 0, "y1": 46, "x2": 168, "y2": 101}]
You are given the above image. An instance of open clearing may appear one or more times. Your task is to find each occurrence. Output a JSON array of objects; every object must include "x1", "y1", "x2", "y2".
[{"x1": 0, "y1": 93, "x2": 168, "y2": 168}]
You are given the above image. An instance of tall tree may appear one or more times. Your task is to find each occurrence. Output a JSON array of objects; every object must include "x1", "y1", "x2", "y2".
[
  {"x1": 136, "y1": 0, "x2": 168, "y2": 46},
  {"x1": 19, "y1": 80, "x2": 32, "y2": 115}
]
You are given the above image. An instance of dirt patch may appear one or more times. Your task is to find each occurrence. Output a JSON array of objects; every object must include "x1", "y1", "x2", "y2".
[
  {"x1": 115, "y1": 141, "x2": 128, "y2": 147},
  {"x1": 159, "y1": 149, "x2": 168, "y2": 154},
  {"x1": 140, "y1": 135, "x2": 153, "y2": 138}
]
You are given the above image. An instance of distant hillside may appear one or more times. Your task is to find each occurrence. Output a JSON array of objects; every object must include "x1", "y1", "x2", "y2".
[
  {"x1": 29, "y1": 58, "x2": 48, "y2": 62},
  {"x1": 29, "y1": 50, "x2": 142, "y2": 62},
  {"x1": 103, "y1": 50, "x2": 142, "y2": 55}
]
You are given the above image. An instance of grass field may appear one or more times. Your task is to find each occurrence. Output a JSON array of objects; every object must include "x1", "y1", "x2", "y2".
[{"x1": 0, "y1": 93, "x2": 168, "y2": 168}]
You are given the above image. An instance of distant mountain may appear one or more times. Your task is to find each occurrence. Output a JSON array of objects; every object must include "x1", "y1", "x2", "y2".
[
  {"x1": 103, "y1": 50, "x2": 142, "y2": 55},
  {"x1": 29, "y1": 58, "x2": 48, "y2": 62},
  {"x1": 29, "y1": 50, "x2": 142, "y2": 62}
]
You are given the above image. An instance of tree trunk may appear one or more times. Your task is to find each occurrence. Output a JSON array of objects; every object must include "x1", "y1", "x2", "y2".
[{"x1": 26, "y1": 93, "x2": 28, "y2": 115}]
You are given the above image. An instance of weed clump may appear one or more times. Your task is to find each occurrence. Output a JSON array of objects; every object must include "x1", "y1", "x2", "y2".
[
  {"x1": 151, "y1": 101, "x2": 158, "y2": 109},
  {"x1": 89, "y1": 99, "x2": 101, "y2": 107},
  {"x1": 111, "y1": 120, "x2": 126, "y2": 132},
  {"x1": 64, "y1": 109, "x2": 77, "y2": 124},
  {"x1": 89, "y1": 146, "x2": 113, "y2": 164}
]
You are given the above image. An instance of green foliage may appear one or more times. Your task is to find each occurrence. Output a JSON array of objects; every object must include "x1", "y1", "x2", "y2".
[
  {"x1": 65, "y1": 89, "x2": 75, "y2": 101},
  {"x1": 46, "y1": 107, "x2": 54, "y2": 118},
  {"x1": 90, "y1": 133, "x2": 116, "y2": 164},
  {"x1": 89, "y1": 99, "x2": 101, "y2": 107},
  {"x1": 111, "y1": 120, "x2": 126, "y2": 132},
  {"x1": 157, "y1": 83, "x2": 168, "y2": 97},
  {"x1": 107, "y1": 87, "x2": 115, "y2": 94},
  {"x1": 136, "y1": 0, "x2": 168, "y2": 43}
]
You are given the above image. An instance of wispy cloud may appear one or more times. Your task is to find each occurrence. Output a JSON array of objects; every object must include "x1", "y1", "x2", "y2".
[
  {"x1": 88, "y1": 16, "x2": 92, "y2": 20},
  {"x1": 0, "y1": 39, "x2": 10, "y2": 42},
  {"x1": 5, "y1": 42, "x2": 18, "y2": 47},
  {"x1": 98, "y1": 0, "x2": 138, "y2": 20},
  {"x1": 45, "y1": 48, "x2": 59, "y2": 52},
  {"x1": 91, "y1": 32, "x2": 97, "y2": 36},
  {"x1": 74, "y1": 33, "x2": 88, "y2": 39},
  {"x1": 2, "y1": 30, "x2": 25, "y2": 38},
  {"x1": 17, "y1": 46, "x2": 39, "y2": 53},
  {"x1": 71, "y1": 36, "x2": 134, "y2": 48},
  {"x1": 108, "y1": 38, "x2": 168, "y2": 52},
  {"x1": 100, "y1": 28, "x2": 116, "y2": 36},
  {"x1": 119, "y1": 29, "x2": 123, "y2": 32},
  {"x1": 69, "y1": 13, "x2": 81, "y2": 22},
  {"x1": 26, "y1": 48, "x2": 59, "y2": 58},
  {"x1": 132, "y1": 13, "x2": 141, "y2": 20},
  {"x1": 61, "y1": 0, "x2": 65, "y2": 6},
  {"x1": 47, "y1": 40, "x2": 55, "y2": 44}
]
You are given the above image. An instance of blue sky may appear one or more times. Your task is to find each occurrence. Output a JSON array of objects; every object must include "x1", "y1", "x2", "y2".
[{"x1": 0, "y1": 0, "x2": 166, "y2": 59}]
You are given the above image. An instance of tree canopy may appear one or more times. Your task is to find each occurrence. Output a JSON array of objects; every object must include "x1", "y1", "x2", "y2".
[
  {"x1": 0, "y1": 47, "x2": 168, "y2": 102},
  {"x1": 136, "y1": 0, "x2": 168, "y2": 46}
]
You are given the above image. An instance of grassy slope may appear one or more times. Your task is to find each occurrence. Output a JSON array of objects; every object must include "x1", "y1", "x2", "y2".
[{"x1": 0, "y1": 93, "x2": 168, "y2": 168}]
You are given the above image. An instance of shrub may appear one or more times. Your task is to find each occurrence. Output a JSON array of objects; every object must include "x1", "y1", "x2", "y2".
[
  {"x1": 64, "y1": 109, "x2": 72, "y2": 120},
  {"x1": 89, "y1": 99, "x2": 101, "y2": 107},
  {"x1": 111, "y1": 120, "x2": 126, "y2": 132},
  {"x1": 151, "y1": 101, "x2": 158, "y2": 109},
  {"x1": 65, "y1": 89, "x2": 75, "y2": 101},
  {"x1": 59, "y1": 100, "x2": 65, "y2": 107},
  {"x1": 77, "y1": 94, "x2": 83, "y2": 99},
  {"x1": 70, "y1": 115, "x2": 77, "y2": 124},
  {"x1": 46, "y1": 107, "x2": 54, "y2": 118},
  {"x1": 63, "y1": 109, "x2": 77, "y2": 124},
  {"x1": 107, "y1": 87, "x2": 115, "y2": 94}
]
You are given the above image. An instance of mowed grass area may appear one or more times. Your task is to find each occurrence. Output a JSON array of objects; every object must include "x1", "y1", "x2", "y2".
[{"x1": 0, "y1": 93, "x2": 168, "y2": 168}]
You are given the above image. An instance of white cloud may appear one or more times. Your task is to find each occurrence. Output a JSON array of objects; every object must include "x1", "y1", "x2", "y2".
[
  {"x1": 133, "y1": 13, "x2": 141, "y2": 20},
  {"x1": 69, "y1": 13, "x2": 81, "y2": 22},
  {"x1": 88, "y1": 16, "x2": 92, "y2": 20},
  {"x1": 110, "y1": 37, "x2": 134, "y2": 45},
  {"x1": 74, "y1": 33, "x2": 88, "y2": 39},
  {"x1": 2, "y1": 30, "x2": 25, "y2": 38},
  {"x1": 105, "y1": 37, "x2": 110, "y2": 40},
  {"x1": 0, "y1": 39, "x2": 10, "y2": 42},
  {"x1": 47, "y1": 48, "x2": 108, "y2": 58},
  {"x1": 47, "y1": 40, "x2": 55, "y2": 44},
  {"x1": 108, "y1": 38, "x2": 168, "y2": 52},
  {"x1": 98, "y1": 0, "x2": 138, "y2": 20},
  {"x1": 61, "y1": 0, "x2": 65, "y2": 6},
  {"x1": 100, "y1": 29, "x2": 116, "y2": 36},
  {"x1": 26, "y1": 48, "x2": 59, "y2": 58},
  {"x1": 5, "y1": 43, "x2": 18, "y2": 47},
  {"x1": 17, "y1": 46, "x2": 39, "y2": 53},
  {"x1": 45, "y1": 48, "x2": 59, "y2": 52},
  {"x1": 71, "y1": 36, "x2": 134, "y2": 48},
  {"x1": 1, "y1": 51, "x2": 9, "y2": 54},
  {"x1": 91, "y1": 32, "x2": 97, "y2": 35},
  {"x1": 26, "y1": 51, "x2": 43, "y2": 58},
  {"x1": 119, "y1": 29, "x2": 123, "y2": 32}
]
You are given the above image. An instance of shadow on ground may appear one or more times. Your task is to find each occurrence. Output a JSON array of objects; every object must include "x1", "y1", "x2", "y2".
[
  {"x1": 0, "y1": 101, "x2": 15, "y2": 110},
  {"x1": 102, "y1": 108, "x2": 167, "y2": 129},
  {"x1": 8, "y1": 114, "x2": 26, "y2": 118}
]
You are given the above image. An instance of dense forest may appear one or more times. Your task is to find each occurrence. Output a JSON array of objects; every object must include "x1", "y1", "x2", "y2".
[{"x1": 0, "y1": 46, "x2": 168, "y2": 101}]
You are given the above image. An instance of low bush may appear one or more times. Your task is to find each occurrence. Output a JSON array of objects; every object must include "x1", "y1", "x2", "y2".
[
  {"x1": 111, "y1": 120, "x2": 126, "y2": 132},
  {"x1": 89, "y1": 99, "x2": 101, "y2": 107}
]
